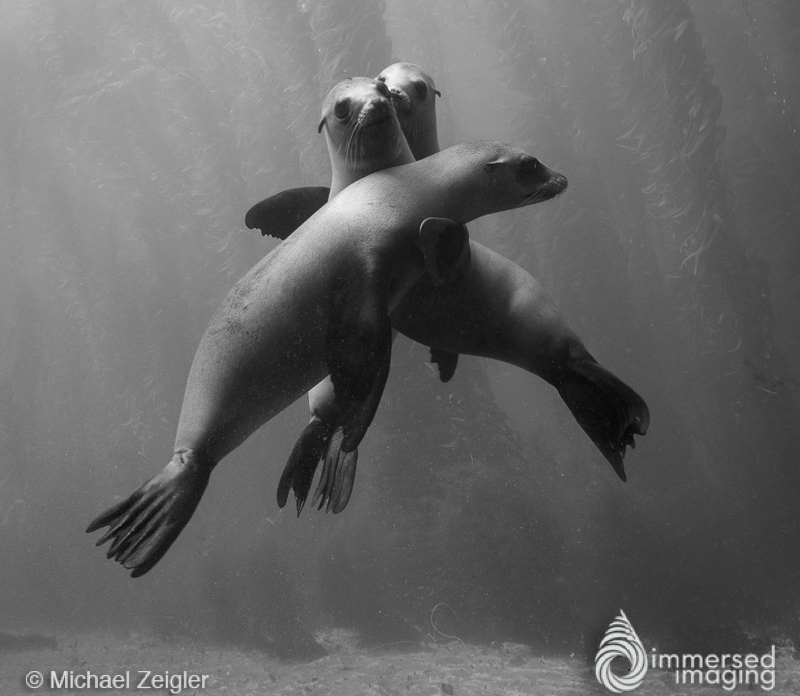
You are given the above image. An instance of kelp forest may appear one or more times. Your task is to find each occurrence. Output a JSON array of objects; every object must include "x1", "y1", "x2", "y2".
[{"x1": 1, "y1": 0, "x2": 799, "y2": 673}]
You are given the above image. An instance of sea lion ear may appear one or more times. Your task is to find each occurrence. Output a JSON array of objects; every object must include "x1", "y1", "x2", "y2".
[
  {"x1": 317, "y1": 117, "x2": 326, "y2": 134},
  {"x1": 417, "y1": 217, "x2": 471, "y2": 286}
]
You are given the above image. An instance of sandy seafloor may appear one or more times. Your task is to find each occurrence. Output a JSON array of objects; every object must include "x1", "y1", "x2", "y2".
[{"x1": 1, "y1": 630, "x2": 797, "y2": 695}]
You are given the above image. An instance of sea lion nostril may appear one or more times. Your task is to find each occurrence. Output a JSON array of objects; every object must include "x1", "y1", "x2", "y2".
[{"x1": 364, "y1": 97, "x2": 391, "y2": 118}]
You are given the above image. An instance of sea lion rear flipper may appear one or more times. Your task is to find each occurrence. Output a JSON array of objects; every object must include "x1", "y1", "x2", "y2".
[
  {"x1": 277, "y1": 416, "x2": 335, "y2": 516},
  {"x1": 326, "y1": 280, "x2": 392, "y2": 453},
  {"x1": 311, "y1": 427, "x2": 358, "y2": 514},
  {"x1": 430, "y1": 348, "x2": 459, "y2": 382},
  {"x1": 557, "y1": 359, "x2": 650, "y2": 481},
  {"x1": 418, "y1": 217, "x2": 471, "y2": 286},
  {"x1": 86, "y1": 451, "x2": 210, "y2": 577},
  {"x1": 244, "y1": 186, "x2": 330, "y2": 239}
]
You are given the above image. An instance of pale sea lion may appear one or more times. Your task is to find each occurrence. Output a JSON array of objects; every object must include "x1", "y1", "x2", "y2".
[
  {"x1": 248, "y1": 63, "x2": 650, "y2": 516},
  {"x1": 87, "y1": 140, "x2": 568, "y2": 577},
  {"x1": 245, "y1": 76, "x2": 413, "y2": 238}
]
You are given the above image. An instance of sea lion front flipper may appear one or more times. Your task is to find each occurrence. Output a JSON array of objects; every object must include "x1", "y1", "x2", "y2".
[
  {"x1": 86, "y1": 451, "x2": 210, "y2": 577},
  {"x1": 326, "y1": 281, "x2": 392, "y2": 453},
  {"x1": 417, "y1": 217, "x2": 471, "y2": 286},
  {"x1": 244, "y1": 186, "x2": 330, "y2": 239},
  {"x1": 277, "y1": 416, "x2": 335, "y2": 516},
  {"x1": 430, "y1": 348, "x2": 459, "y2": 382},
  {"x1": 557, "y1": 358, "x2": 650, "y2": 481}
]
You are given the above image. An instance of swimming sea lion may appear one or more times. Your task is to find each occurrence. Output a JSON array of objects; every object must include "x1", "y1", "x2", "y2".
[
  {"x1": 251, "y1": 77, "x2": 425, "y2": 514},
  {"x1": 87, "y1": 140, "x2": 568, "y2": 577},
  {"x1": 378, "y1": 62, "x2": 649, "y2": 482},
  {"x1": 252, "y1": 63, "x2": 650, "y2": 516}
]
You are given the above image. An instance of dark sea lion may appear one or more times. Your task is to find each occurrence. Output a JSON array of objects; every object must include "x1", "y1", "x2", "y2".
[
  {"x1": 376, "y1": 62, "x2": 441, "y2": 160},
  {"x1": 379, "y1": 62, "x2": 649, "y2": 480},
  {"x1": 87, "y1": 140, "x2": 568, "y2": 577},
  {"x1": 252, "y1": 63, "x2": 649, "y2": 516}
]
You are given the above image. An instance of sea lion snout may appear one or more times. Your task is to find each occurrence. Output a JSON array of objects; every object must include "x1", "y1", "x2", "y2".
[
  {"x1": 515, "y1": 154, "x2": 568, "y2": 204},
  {"x1": 477, "y1": 145, "x2": 568, "y2": 207},
  {"x1": 357, "y1": 95, "x2": 394, "y2": 127}
]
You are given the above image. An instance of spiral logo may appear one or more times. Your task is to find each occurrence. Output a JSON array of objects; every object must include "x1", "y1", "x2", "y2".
[{"x1": 595, "y1": 610, "x2": 648, "y2": 693}]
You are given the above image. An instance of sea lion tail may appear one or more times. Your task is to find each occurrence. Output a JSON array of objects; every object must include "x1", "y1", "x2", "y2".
[
  {"x1": 277, "y1": 416, "x2": 335, "y2": 516},
  {"x1": 557, "y1": 360, "x2": 650, "y2": 481},
  {"x1": 86, "y1": 450, "x2": 210, "y2": 577}
]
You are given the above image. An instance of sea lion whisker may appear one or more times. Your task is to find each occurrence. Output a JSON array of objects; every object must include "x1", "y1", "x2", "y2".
[
  {"x1": 352, "y1": 124, "x2": 365, "y2": 170},
  {"x1": 344, "y1": 122, "x2": 364, "y2": 171},
  {"x1": 342, "y1": 123, "x2": 356, "y2": 166}
]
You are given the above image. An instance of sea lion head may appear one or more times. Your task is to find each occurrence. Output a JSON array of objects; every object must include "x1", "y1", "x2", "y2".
[
  {"x1": 376, "y1": 62, "x2": 441, "y2": 159},
  {"x1": 318, "y1": 77, "x2": 410, "y2": 178},
  {"x1": 432, "y1": 141, "x2": 568, "y2": 216},
  {"x1": 481, "y1": 142, "x2": 568, "y2": 209}
]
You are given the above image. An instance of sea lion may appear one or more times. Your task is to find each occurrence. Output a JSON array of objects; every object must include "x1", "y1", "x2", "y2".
[
  {"x1": 278, "y1": 71, "x2": 455, "y2": 515},
  {"x1": 376, "y1": 62, "x2": 441, "y2": 160},
  {"x1": 250, "y1": 77, "x2": 424, "y2": 514},
  {"x1": 87, "y1": 140, "x2": 568, "y2": 577},
  {"x1": 378, "y1": 62, "x2": 648, "y2": 479},
  {"x1": 245, "y1": 76, "x2": 414, "y2": 238},
  {"x1": 250, "y1": 63, "x2": 650, "y2": 516}
]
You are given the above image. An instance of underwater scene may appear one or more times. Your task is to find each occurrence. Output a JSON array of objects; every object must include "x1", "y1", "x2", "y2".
[{"x1": 1, "y1": 0, "x2": 799, "y2": 694}]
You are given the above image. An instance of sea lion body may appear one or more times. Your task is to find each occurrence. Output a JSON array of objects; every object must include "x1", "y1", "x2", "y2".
[
  {"x1": 394, "y1": 243, "x2": 572, "y2": 377},
  {"x1": 185, "y1": 158, "x2": 481, "y2": 461},
  {"x1": 88, "y1": 141, "x2": 568, "y2": 576}
]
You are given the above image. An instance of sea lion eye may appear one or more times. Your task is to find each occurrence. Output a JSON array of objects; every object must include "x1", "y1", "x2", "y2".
[
  {"x1": 520, "y1": 157, "x2": 540, "y2": 176},
  {"x1": 373, "y1": 80, "x2": 390, "y2": 97},
  {"x1": 334, "y1": 98, "x2": 351, "y2": 120},
  {"x1": 412, "y1": 79, "x2": 428, "y2": 101}
]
